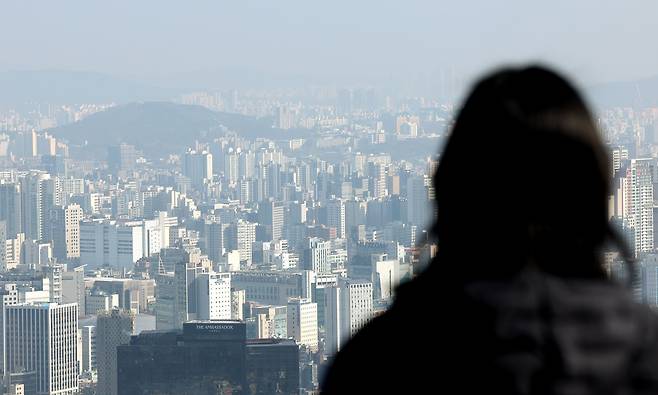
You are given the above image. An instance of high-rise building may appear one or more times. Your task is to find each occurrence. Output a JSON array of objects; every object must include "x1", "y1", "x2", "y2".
[
  {"x1": 108, "y1": 143, "x2": 138, "y2": 177},
  {"x1": 205, "y1": 221, "x2": 229, "y2": 263},
  {"x1": 406, "y1": 174, "x2": 430, "y2": 229},
  {"x1": 287, "y1": 298, "x2": 318, "y2": 351},
  {"x1": 196, "y1": 272, "x2": 232, "y2": 320},
  {"x1": 326, "y1": 199, "x2": 346, "y2": 239},
  {"x1": 0, "y1": 221, "x2": 5, "y2": 274},
  {"x1": 183, "y1": 149, "x2": 213, "y2": 190},
  {"x1": 621, "y1": 159, "x2": 655, "y2": 256},
  {"x1": 228, "y1": 220, "x2": 256, "y2": 265},
  {"x1": 19, "y1": 171, "x2": 52, "y2": 241},
  {"x1": 0, "y1": 284, "x2": 19, "y2": 374},
  {"x1": 324, "y1": 279, "x2": 373, "y2": 356},
  {"x1": 62, "y1": 265, "x2": 86, "y2": 316},
  {"x1": 49, "y1": 203, "x2": 83, "y2": 262},
  {"x1": 5, "y1": 303, "x2": 79, "y2": 395},
  {"x1": 258, "y1": 200, "x2": 285, "y2": 241},
  {"x1": 80, "y1": 325, "x2": 96, "y2": 373},
  {"x1": 96, "y1": 308, "x2": 135, "y2": 395},
  {"x1": 0, "y1": 182, "x2": 22, "y2": 238},
  {"x1": 303, "y1": 238, "x2": 331, "y2": 274},
  {"x1": 79, "y1": 219, "x2": 162, "y2": 269}
]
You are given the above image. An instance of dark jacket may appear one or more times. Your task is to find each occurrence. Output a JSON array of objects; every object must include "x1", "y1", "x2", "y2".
[{"x1": 321, "y1": 265, "x2": 658, "y2": 394}]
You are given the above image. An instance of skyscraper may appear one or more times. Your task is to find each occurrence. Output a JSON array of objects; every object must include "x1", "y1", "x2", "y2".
[
  {"x1": 303, "y1": 238, "x2": 330, "y2": 274},
  {"x1": 5, "y1": 303, "x2": 79, "y2": 395},
  {"x1": 406, "y1": 174, "x2": 430, "y2": 229},
  {"x1": 324, "y1": 279, "x2": 373, "y2": 356},
  {"x1": 0, "y1": 181, "x2": 22, "y2": 238},
  {"x1": 287, "y1": 298, "x2": 318, "y2": 351},
  {"x1": 326, "y1": 199, "x2": 346, "y2": 239},
  {"x1": 19, "y1": 171, "x2": 52, "y2": 241},
  {"x1": 50, "y1": 203, "x2": 83, "y2": 262},
  {"x1": 258, "y1": 200, "x2": 285, "y2": 241},
  {"x1": 622, "y1": 158, "x2": 655, "y2": 256},
  {"x1": 0, "y1": 221, "x2": 6, "y2": 274},
  {"x1": 80, "y1": 325, "x2": 96, "y2": 373},
  {"x1": 96, "y1": 308, "x2": 135, "y2": 395},
  {"x1": 183, "y1": 149, "x2": 213, "y2": 190}
]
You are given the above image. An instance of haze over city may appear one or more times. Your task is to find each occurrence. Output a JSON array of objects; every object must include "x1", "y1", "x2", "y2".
[{"x1": 1, "y1": 2, "x2": 658, "y2": 395}]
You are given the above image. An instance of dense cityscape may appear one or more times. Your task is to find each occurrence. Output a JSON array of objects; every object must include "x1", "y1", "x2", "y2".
[{"x1": 0, "y1": 83, "x2": 657, "y2": 394}]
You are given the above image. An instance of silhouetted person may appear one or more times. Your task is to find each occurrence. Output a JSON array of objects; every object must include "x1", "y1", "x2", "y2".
[{"x1": 322, "y1": 66, "x2": 658, "y2": 394}]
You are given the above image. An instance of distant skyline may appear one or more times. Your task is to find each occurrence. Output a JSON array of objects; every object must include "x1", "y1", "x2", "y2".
[{"x1": 2, "y1": 1, "x2": 658, "y2": 95}]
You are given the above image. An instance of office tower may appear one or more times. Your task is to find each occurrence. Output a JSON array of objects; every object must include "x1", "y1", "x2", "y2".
[
  {"x1": 326, "y1": 199, "x2": 346, "y2": 239},
  {"x1": 19, "y1": 171, "x2": 52, "y2": 241},
  {"x1": 49, "y1": 203, "x2": 83, "y2": 262},
  {"x1": 205, "y1": 221, "x2": 229, "y2": 263},
  {"x1": 622, "y1": 159, "x2": 655, "y2": 256},
  {"x1": 0, "y1": 221, "x2": 5, "y2": 274},
  {"x1": 406, "y1": 174, "x2": 430, "y2": 229},
  {"x1": 0, "y1": 284, "x2": 19, "y2": 374},
  {"x1": 224, "y1": 149, "x2": 239, "y2": 183},
  {"x1": 228, "y1": 220, "x2": 256, "y2": 265},
  {"x1": 183, "y1": 149, "x2": 213, "y2": 190},
  {"x1": 156, "y1": 261, "x2": 203, "y2": 330},
  {"x1": 258, "y1": 200, "x2": 285, "y2": 241},
  {"x1": 303, "y1": 238, "x2": 330, "y2": 274},
  {"x1": 155, "y1": 273, "x2": 177, "y2": 330},
  {"x1": 5, "y1": 303, "x2": 79, "y2": 395},
  {"x1": 324, "y1": 279, "x2": 373, "y2": 356},
  {"x1": 117, "y1": 321, "x2": 299, "y2": 395},
  {"x1": 107, "y1": 143, "x2": 138, "y2": 177},
  {"x1": 81, "y1": 325, "x2": 96, "y2": 373},
  {"x1": 62, "y1": 266, "x2": 86, "y2": 316},
  {"x1": 80, "y1": 219, "x2": 153, "y2": 269},
  {"x1": 368, "y1": 162, "x2": 387, "y2": 199},
  {"x1": 96, "y1": 308, "x2": 135, "y2": 395},
  {"x1": 0, "y1": 182, "x2": 22, "y2": 238},
  {"x1": 196, "y1": 272, "x2": 232, "y2": 320},
  {"x1": 287, "y1": 298, "x2": 318, "y2": 351},
  {"x1": 238, "y1": 149, "x2": 255, "y2": 179}
]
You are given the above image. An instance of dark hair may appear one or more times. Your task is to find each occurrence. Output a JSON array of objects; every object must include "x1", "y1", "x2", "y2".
[{"x1": 433, "y1": 65, "x2": 621, "y2": 280}]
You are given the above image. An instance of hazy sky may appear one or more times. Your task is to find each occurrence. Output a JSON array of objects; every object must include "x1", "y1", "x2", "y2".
[{"x1": 2, "y1": 0, "x2": 658, "y2": 90}]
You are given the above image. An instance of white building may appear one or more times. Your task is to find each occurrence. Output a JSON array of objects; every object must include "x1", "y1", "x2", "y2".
[
  {"x1": 324, "y1": 279, "x2": 373, "y2": 356},
  {"x1": 80, "y1": 219, "x2": 164, "y2": 269},
  {"x1": 304, "y1": 238, "x2": 330, "y2": 274},
  {"x1": 621, "y1": 159, "x2": 655, "y2": 256},
  {"x1": 196, "y1": 272, "x2": 232, "y2": 320},
  {"x1": 287, "y1": 298, "x2": 318, "y2": 351},
  {"x1": 5, "y1": 303, "x2": 79, "y2": 395}
]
